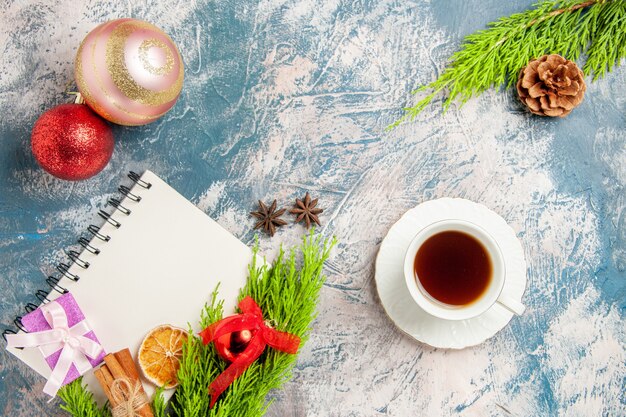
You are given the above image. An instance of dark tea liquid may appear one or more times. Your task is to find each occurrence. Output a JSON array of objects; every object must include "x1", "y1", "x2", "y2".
[{"x1": 414, "y1": 231, "x2": 492, "y2": 306}]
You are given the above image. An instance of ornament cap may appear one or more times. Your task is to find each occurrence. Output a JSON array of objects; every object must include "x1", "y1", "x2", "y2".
[{"x1": 71, "y1": 92, "x2": 85, "y2": 105}]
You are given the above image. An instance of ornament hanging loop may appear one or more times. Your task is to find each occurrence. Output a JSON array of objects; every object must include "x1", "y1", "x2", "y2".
[
  {"x1": 63, "y1": 79, "x2": 84, "y2": 104},
  {"x1": 67, "y1": 92, "x2": 85, "y2": 105}
]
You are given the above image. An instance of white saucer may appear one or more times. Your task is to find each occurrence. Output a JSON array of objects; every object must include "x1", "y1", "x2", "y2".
[{"x1": 375, "y1": 198, "x2": 527, "y2": 349}]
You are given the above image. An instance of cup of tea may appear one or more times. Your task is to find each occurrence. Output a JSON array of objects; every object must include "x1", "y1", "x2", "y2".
[{"x1": 403, "y1": 219, "x2": 525, "y2": 320}]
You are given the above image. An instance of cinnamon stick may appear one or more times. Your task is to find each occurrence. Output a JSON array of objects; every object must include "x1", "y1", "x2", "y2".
[
  {"x1": 103, "y1": 354, "x2": 127, "y2": 380},
  {"x1": 94, "y1": 367, "x2": 116, "y2": 407},
  {"x1": 100, "y1": 365, "x2": 114, "y2": 387},
  {"x1": 114, "y1": 349, "x2": 154, "y2": 417},
  {"x1": 93, "y1": 351, "x2": 154, "y2": 417},
  {"x1": 114, "y1": 348, "x2": 140, "y2": 381}
]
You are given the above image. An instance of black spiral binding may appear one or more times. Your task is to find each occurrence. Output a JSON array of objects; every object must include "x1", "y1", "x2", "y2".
[
  {"x1": 24, "y1": 303, "x2": 39, "y2": 314},
  {"x1": 46, "y1": 276, "x2": 69, "y2": 294},
  {"x1": 98, "y1": 210, "x2": 122, "y2": 228},
  {"x1": 35, "y1": 290, "x2": 50, "y2": 304},
  {"x1": 119, "y1": 185, "x2": 142, "y2": 202},
  {"x1": 87, "y1": 225, "x2": 110, "y2": 242},
  {"x1": 3, "y1": 171, "x2": 152, "y2": 342},
  {"x1": 68, "y1": 250, "x2": 90, "y2": 269},
  {"x1": 109, "y1": 197, "x2": 131, "y2": 215}
]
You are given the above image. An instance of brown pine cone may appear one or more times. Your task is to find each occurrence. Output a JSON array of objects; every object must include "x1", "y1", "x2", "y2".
[{"x1": 516, "y1": 54, "x2": 586, "y2": 117}]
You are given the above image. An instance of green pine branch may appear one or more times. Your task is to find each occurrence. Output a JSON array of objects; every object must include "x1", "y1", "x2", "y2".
[
  {"x1": 169, "y1": 232, "x2": 337, "y2": 416},
  {"x1": 391, "y1": 0, "x2": 626, "y2": 128},
  {"x1": 58, "y1": 378, "x2": 111, "y2": 417},
  {"x1": 59, "y1": 232, "x2": 336, "y2": 417},
  {"x1": 152, "y1": 386, "x2": 169, "y2": 417}
]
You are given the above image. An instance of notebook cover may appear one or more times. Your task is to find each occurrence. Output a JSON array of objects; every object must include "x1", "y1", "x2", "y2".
[{"x1": 6, "y1": 170, "x2": 251, "y2": 402}]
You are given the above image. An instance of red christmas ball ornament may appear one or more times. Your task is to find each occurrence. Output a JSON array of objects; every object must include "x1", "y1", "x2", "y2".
[
  {"x1": 214, "y1": 329, "x2": 255, "y2": 363},
  {"x1": 31, "y1": 104, "x2": 114, "y2": 180}
]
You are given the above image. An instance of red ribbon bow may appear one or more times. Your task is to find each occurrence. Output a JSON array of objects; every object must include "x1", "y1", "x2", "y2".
[{"x1": 199, "y1": 296, "x2": 301, "y2": 408}]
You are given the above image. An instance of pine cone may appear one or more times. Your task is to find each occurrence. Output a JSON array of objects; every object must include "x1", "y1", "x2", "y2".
[{"x1": 516, "y1": 54, "x2": 586, "y2": 117}]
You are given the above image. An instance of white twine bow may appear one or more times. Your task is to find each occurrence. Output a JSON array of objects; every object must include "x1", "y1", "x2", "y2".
[
  {"x1": 6, "y1": 300, "x2": 103, "y2": 398},
  {"x1": 110, "y1": 378, "x2": 149, "y2": 417}
]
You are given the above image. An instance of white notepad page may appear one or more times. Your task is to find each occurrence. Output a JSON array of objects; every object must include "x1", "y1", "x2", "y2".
[{"x1": 7, "y1": 170, "x2": 251, "y2": 403}]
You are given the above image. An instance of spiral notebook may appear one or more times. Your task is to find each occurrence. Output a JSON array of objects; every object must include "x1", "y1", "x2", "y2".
[{"x1": 5, "y1": 170, "x2": 252, "y2": 402}]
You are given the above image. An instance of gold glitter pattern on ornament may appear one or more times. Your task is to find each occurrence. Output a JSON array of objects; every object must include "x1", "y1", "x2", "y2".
[
  {"x1": 75, "y1": 19, "x2": 184, "y2": 125},
  {"x1": 105, "y1": 21, "x2": 183, "y2": 106},
  {"x1": 75, "y1": 21, "x2": 116, "y2": 122},
  {"x1": 138, "y1": 38, "x2": 174, "y2": 76},
  {"x1": 78, "y1": 21, "x2": 157, "y2": 123},
  {"x1": 80, "y1": 29, "x2": 168, "y2": 124}
]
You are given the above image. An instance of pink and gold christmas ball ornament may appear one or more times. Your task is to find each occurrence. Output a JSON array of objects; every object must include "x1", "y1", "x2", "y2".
[{"x1": 75, "y1": 18, "x2": 184, "y2": 126}]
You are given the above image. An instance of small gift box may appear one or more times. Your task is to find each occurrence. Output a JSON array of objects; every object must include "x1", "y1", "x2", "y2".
[{"x1": 6, "y1": 292, "x2": 105, "y2": 397}]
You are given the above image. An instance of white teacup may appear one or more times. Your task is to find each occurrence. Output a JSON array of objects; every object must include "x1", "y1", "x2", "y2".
[{"x1": 403, "y1": 219, "x2": 525, "y2": 320}]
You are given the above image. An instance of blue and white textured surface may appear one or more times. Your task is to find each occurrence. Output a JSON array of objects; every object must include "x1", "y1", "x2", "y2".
[{"x1": 0, "y1": 0, "x2": 624, "y2": 415}]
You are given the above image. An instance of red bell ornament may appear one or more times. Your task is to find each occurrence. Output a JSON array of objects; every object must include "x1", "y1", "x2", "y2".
[
  {"x1": 200, "y1": 296, "x2": 301, "y2": 408},
  {"x1": 214, "y1": 329, "x2": 255, "y2": 363},
  {"x1": 31, "y1": 103, "x2": 114, "y2": 181}
]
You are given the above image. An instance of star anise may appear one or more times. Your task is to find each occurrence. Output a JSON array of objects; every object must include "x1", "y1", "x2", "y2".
[
  {"x1": 250, "y1": 200, "x2": 287, "y2": 236},
  {"x1": 290, "y1": 192, "x2": 323, "y2": 228}
]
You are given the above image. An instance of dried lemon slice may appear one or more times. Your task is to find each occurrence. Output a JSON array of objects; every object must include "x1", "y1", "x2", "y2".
[{"x1": 138, "y1": 324, "x2": 188, "y2": 389}]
